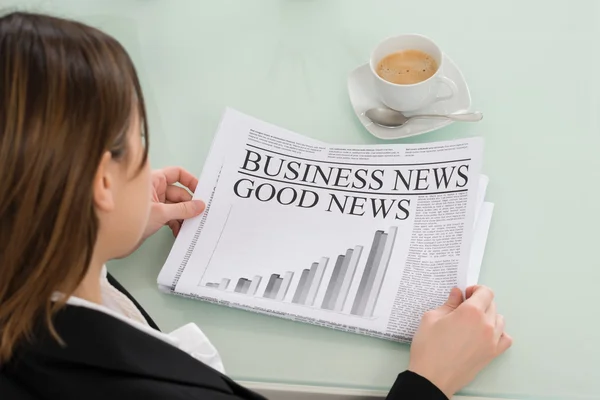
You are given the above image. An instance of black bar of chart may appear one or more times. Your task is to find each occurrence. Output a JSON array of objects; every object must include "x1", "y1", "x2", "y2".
[
  {"x1": 305, "y1": 257, "x2": 328, "y2": 306},
  {"x1": 218, "y1": 278, "x2": 230, "y2": 290},
  {"x1": 247, "y1": 275, "x2": 262, "y2": 296},
  {"x1": 234, "y1": 278, "x2": 251, "y2": 294},
  {"x1": 321, "y1": 254, "x2": 346, "y2": 310},
  {"x1": 263, "y1": 274, "x2": 280, "y2": 299},
  {"x1": 333, "y1": 246, "x2": 363, "y2": 312},
  {"x1": 202, "y1": 227, "x2": 398, "y2": 318},
  {"x1": 276, "y1": 271, "x2": 294, "y2": 301},
  {"x1": 292, "y1": 269, "x2": 310, "y2": 304}
]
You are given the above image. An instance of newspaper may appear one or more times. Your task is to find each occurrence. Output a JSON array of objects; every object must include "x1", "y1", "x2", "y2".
[{"x1": 158, "y1": 108, "x2": 492, "y2": 342}]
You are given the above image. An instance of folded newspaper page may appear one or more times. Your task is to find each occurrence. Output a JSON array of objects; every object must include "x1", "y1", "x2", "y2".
[{"x1": 158, "y1": 108, "x2": 490, "y2": 342}]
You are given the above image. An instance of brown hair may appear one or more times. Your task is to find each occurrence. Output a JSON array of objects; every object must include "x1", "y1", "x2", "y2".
[{"x1": 0, "y1": 12, "x2": 149, "y2": 364}]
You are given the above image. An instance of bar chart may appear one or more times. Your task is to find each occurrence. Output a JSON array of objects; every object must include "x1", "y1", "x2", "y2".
[{"x1": 203, "y1": 226, "x2": 398, "y2": 318}]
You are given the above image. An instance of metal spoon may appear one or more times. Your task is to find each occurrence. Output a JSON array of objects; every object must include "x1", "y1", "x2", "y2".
[{"x1": 365, "y1": 107, "x2": 483, "y2": 128}]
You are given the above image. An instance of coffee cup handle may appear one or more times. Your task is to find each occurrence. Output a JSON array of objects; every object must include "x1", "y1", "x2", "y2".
[{"x1": 433, "y1": 76, "x2": 458, "y2": 103}]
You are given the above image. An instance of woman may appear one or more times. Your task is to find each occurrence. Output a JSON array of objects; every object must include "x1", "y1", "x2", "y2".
[{"x1": 0, "y1": 12, "x2": 512, "y2": 400}]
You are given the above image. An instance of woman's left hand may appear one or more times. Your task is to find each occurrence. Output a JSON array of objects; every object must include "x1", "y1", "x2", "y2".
[{"x1": 143, "y1": 167, "x2": 205, "y2": 240}]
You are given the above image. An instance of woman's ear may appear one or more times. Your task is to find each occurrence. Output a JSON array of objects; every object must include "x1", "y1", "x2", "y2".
[{"x1": 93, "y1": 151, "x2": 116, "y2": 212}]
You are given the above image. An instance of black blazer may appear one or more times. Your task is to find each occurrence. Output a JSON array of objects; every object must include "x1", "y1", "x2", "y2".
[{"x1": 0, "y1": 274, "x2": 447, "y2": 400}]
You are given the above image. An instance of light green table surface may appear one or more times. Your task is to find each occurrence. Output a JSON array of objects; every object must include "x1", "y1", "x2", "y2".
[{"x1": 4, "y1": 0, "x2": 600, "y2": 398}]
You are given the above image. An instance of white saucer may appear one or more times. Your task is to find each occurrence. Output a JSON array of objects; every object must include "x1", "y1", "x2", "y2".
[{"x1": 348, "y1": 54, "x2": 471, "y2": 140}]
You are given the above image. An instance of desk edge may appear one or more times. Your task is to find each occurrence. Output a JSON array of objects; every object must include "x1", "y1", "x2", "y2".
[{"x1": 238, "y1": 380, "x2": 513, "y2": 400}]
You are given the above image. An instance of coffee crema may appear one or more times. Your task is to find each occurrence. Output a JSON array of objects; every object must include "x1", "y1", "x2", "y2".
[{"x1": 376, "y1": 50, "x2": 438, "y2": 85}]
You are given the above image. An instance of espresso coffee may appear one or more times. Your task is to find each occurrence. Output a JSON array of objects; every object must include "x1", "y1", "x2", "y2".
[{"x1": 376, "y1": 50, "x2": 438, "y2": 85}]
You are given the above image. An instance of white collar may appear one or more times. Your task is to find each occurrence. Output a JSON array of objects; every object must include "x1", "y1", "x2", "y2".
[{"x1": 52, "y1": 267, "x2": 225, "y2": 374}]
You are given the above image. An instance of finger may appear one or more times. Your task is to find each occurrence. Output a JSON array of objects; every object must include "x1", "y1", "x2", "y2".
[
  {"x1": 494, "y1": 314, "x2": 505, "y2": 343},
  {"x1": 165, "y1": 185, "x2": 193, "y2": 204},
  {"x1": 485, "y1": 301, "x2": 497, "y2": 325},
  {"x1": 466, "y1": 285, "x2": 480, "y2": 299},
  {"x1": 173, "y1": 219, "x2": 184, "y2": 236},
  {"x1": 497, "y1": 332, "x2": 513, "y2": 354},
  {"x1": 161, "y1": 166, "x2": 199, "y2": 192},
  {"x1": 464, "y1": 285, "x2": 494, "y2": 311},
  {"x1": 167, "y1": 220, "x2": 180, "y2": 237},
  {"x1": 152, "y1": 172, "x2": 168, "y2": 202},
  {"x1": 158, "y1": 200, "x2": 205, "y2": 222},
  {"x1": 439, "y1": 287, "x2": 463, "y2": 313}
]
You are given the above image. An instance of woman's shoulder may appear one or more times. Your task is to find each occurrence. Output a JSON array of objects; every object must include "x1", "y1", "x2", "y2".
[
  {"x1": 0, "y1": 371, "x2": 39, "y2": 400},
  {"x1": 2, "y1": 305, "x2": 259, "y2": 400}
]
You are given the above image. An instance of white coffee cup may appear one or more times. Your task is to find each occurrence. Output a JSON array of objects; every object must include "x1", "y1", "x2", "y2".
[{"x1": 370, "y1": 34, "x2": 458, "y2": 112}]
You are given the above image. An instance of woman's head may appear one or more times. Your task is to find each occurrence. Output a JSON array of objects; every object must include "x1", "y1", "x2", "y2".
[{"x1": 0, "y1": 12, "x2": 151, "y2": 363}]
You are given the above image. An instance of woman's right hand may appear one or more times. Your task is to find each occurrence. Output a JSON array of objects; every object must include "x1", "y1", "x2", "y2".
[{"x1": 408, "y1": 286, "x2": 512, "y2": 399}]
